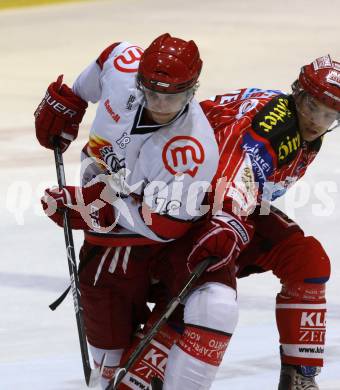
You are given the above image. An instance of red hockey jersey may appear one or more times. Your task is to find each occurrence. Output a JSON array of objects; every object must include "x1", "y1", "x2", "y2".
[{"x1": 199, "y1": 88, "x2": 323, "y2": 250}]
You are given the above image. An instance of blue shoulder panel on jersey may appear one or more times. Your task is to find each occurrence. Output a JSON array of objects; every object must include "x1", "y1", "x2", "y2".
[{"x1": 241, "y1": 88, "x2": 283, "y2": 99}]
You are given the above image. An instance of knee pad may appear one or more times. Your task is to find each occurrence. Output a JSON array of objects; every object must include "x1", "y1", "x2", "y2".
[
  {"x1": 184, "y1": 282, "x2": 238, "y2": 333},
  {"x1": 301, "y1": 237, "x2": 330, "y2": 284},
  {"x1": 280, "y1": 236, "x2": 330, "y2": 285}
]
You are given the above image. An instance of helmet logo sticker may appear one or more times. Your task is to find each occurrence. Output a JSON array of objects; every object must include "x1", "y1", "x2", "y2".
[
  {"x1": 162, "y1": 136, "x2": 205, "y2": 177},
  {"x1": 113, "y1": 46, "x2": 143, "y2": 73},
  {"x1": 151, "y1": 81, "x2": 170, "y2": 88},
  {"x1": 326, "y1": 70, "x2": 340, "y2": 88},
  {"x1": 312, "y1": 55, "x2": 332, "y2": 70}
]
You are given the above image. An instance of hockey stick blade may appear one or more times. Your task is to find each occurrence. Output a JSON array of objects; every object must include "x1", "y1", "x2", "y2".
[
  {"x1": 106, "y1": 367, "x2": 127, "y2": 390},
  {"x1": 85, "y1": 366, "x2": 101, "y2": 388}
]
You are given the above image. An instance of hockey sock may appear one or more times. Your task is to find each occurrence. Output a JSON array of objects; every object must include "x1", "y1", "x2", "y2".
[
  {"x1": 117, "y1": 324, "x2": 180, "y2": 389},
  {"x1": 276, "y1": 282, "x2": 326, "y2": 367},
  {"x1": 163, "y1": 326, "x2": 231, "y2": 390},
  {"x1": 163, "y1": 283, "x2": 238, "y2": 390},
  {"x1": 90, "y1": 344, "x2": 124, "y2": 389}
]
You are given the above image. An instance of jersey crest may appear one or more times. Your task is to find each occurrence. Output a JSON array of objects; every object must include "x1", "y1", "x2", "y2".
[{"x1": 162, "y1": 136, "x2": 205, "y2": 177}]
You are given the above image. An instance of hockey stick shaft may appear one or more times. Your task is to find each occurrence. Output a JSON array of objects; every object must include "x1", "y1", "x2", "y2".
[
  {"x1": 106, "y1": 256, "x2": 217, "y2": 390},
  {"x1": 54, "y1": 145, "x2": 100, "y2": 387}
]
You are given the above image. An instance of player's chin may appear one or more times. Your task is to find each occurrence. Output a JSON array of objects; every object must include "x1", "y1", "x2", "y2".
[
  {"x1": 150, "y1": 111, "x2": 177, "y2": 124},
  {"x1": 300, "y1": 126, "x2": 323, "y2": 142}
]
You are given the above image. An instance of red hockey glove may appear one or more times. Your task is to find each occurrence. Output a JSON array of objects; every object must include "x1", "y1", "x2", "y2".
[
  {"x1": 187, "y1": 216, "x2": 249, "y2": 273},
  {"x1": 41, "y1": 181, "x2": 116, "y2": 231},
  {"x1": 34, "y1": 75, "x2": 88, "y2": 152}
]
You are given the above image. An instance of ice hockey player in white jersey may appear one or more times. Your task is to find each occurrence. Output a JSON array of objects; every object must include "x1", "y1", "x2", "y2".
[{"x1": 34, "y1": 33, "x2": 219, "y2": 388}]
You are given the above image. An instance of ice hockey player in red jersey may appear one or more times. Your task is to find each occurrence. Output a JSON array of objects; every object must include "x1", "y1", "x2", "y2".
[
  {"x1": 197, "y1": 55, "x2": 339, "y2": 390},
  {"x1": 120, "y1": 55, "x2": 339, "y2": 390},
  {"x1": 34, "y1": 33, "x2": 220, "y2": 388}
]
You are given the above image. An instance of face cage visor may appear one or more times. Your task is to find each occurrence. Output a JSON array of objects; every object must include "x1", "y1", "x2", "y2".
[
  {"x1": 296, "y1": 92, "x2": 340, "y2": 133},
  {"x1": 138, "y1": 83, "x2": 197, "y2": 114}
]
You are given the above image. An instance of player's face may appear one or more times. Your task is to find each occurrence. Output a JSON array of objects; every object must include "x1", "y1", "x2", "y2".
[
  {"x1": 142, "y1": 87, "x2": 194, "y2": 124},
  {"x1": 296, "y1": 93, "x2": 339, "y2": 142}
]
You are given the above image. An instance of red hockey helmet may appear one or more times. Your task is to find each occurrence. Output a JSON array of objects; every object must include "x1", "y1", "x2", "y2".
[
  {"x1": 138, "y1": 33, "x2": 202, "y2": 93},
  {"x1": 298, "y1": 55, "x2": 340, "y2": 111}
]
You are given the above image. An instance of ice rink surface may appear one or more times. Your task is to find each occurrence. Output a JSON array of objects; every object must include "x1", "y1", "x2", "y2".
[{"x1": 0, "y1": 0, "x2": 339, "y2": 388}]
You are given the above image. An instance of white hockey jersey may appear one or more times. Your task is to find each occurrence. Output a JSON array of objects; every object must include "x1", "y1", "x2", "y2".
[{"x1": 72, "y1": 42, "x2": 219, "y2": 245}]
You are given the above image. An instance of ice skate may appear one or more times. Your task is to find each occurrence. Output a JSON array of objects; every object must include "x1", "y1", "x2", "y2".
[{"x1": 278, "y1": 364, "x2": 320, "y2": 390}]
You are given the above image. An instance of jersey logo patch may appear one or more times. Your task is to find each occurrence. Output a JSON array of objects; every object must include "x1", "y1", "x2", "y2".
[
  {"x1": 242, "y1": 132, "x2": 274, "y2": 190},
  {"x1": 162, "y1": 136, "x2": 205, "y2": 177},
  {"x1": 252, "y1": 95, "x2": 300, "y2": 167},
  {"x1": 237, "y1": 99, "x2": 259, "y2": 118},
  {"x1": 254, "y1": 96, "x2": 292, "y2": 134},
  {"x1": 100, "y1": 146, "x2": 126, "y2": 173},
  {"x1": 88, "y1": 134, "x2": 126, "y2": 174},
  {"x1": 104, "y1": 99, "x2": 120, "y2": 122},
  {"x1": 113, "y1": 46, "x2": 143, "y2": 73}
]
